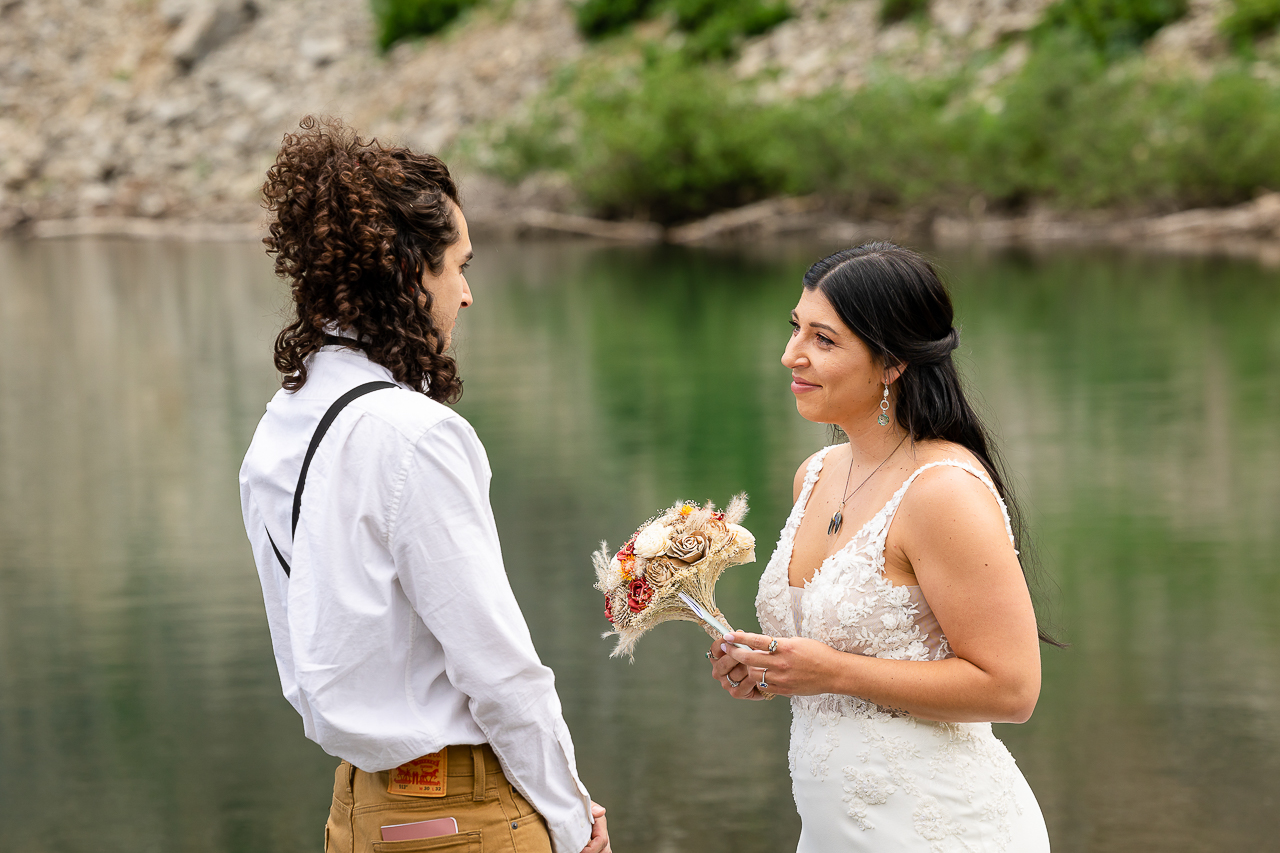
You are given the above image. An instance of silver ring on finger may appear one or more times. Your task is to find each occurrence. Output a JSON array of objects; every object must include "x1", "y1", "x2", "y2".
[
  {"x1": 706, "y1": 650, "x2": 714, "y2": 660},
  {"x1": 727, "y1": 676, "x2": 741, "y2": 688},
  {"x1": 767, "y1": 637, "x2": 779, "y2": 654},
  {"x1": 758, "y1": 668, "x2": 769, "y2": 691}
]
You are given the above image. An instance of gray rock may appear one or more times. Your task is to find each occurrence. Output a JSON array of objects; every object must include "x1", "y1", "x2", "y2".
[
  {"x1": 159, "y1": 0, "x2": 197, "y2": 28},
  {"x1": 299, "y1": 35, "x2": 346, "y2": 68},
  {"x1": 152, "y1": 97, "x2": 197, "y2": 126},
  {"x1": 4, "y1": 59, "x2": 34, "y2": 82},
  {"x1": 168, "y1": 0, "x2": 259, "y2": 71}
]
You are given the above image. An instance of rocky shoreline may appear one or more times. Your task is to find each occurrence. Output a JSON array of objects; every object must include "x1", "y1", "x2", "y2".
[
  {"x1": 3, "y1": 0, "x2": 1278, "y2": 260},
  {"x1": 20, "y1": 189, "x2": 1280, "y2": 265},
  {"x1": 0, "y1": 0, "x2": 582, "y2": 231}
]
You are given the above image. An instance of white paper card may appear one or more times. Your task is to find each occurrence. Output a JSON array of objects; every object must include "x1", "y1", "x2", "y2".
[{"x1": 679, "y1": 593, "x2": 750, "y2": 648}]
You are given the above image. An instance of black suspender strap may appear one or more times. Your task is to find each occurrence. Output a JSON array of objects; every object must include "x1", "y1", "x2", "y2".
[
  {"x1": 324, "y1": 334, "x2": 368, "y2": 350},
  {"x1": 291, "y1": 381, "x2": 398, "y2": 536},
  {"x1": 266, "y1": 380, "x2": 398, "y2": 577}
]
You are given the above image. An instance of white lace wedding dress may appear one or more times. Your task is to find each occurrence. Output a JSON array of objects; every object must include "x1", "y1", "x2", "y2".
[{"x1": 755, "y1": 447, "x2": 1050, "y2": 852}]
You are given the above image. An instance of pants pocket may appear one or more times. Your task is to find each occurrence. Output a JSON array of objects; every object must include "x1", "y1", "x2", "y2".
[
  {"x1": 372, "y1": 830, "x2": 481, "y2": 853},
  {"x1": 327, "y1": 798, "x2": 354, "y2": 853},
  {"x1": 506, "y1": 784, "x2": 538, "y2": 820},
  {"x1": 510, "y1": 813, "x2": 553, "y2": 853}
]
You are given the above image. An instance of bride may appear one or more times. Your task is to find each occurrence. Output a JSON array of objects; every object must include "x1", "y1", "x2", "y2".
[{"x1": 709, "y1": 243, "x2": 1053, "y2": 851}]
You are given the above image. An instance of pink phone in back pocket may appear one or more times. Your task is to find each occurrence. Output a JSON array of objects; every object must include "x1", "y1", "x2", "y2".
[{"x1": 380, "y1": 817, "x2": 459, "y2": 841}]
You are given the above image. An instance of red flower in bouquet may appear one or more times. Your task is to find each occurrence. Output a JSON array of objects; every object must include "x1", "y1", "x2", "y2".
[{"x1": 627, "y1": 578, "x2": 653, "y2": 612}]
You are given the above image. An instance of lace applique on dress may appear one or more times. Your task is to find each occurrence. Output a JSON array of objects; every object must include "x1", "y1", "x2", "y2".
[
  {"x1": 842, "y1": 767, "x2": 897, "y2": 830},
  {"x1": 757, "y1": 451, "x2": 982, "y2": 690},
  {"x1": 755, "y1": 449, "x2": 826, "y2": 641},
  {"x1": 756, "y1": 451, "x2": 1031, "y2": 852},
  {"x1": 912, "y1": 796, "x2": 962, "y2": 842}
]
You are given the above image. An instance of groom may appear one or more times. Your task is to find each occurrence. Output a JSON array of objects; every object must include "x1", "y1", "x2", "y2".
[{"x1": 239, "y1": 116, "x2": 610, "y2": 853}]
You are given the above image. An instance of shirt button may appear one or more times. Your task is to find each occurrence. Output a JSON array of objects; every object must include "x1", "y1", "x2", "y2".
[{"x1": 511, "y1": 822, "x2": 518, "y2": 829}]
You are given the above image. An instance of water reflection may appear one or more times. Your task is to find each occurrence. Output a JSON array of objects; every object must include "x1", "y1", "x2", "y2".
[{"x1": 0, "y1": 237, "x2": 1275, "y2": 852}]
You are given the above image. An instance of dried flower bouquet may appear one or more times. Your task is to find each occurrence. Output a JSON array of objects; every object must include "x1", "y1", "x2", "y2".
[{"x1": 593, "y1": 495, "x2": 755, "y2": 660}]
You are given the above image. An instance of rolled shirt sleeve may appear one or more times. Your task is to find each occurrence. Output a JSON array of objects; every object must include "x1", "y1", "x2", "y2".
[{"x1": 389, "y1": 416, "x2": 594, "y2": 853}]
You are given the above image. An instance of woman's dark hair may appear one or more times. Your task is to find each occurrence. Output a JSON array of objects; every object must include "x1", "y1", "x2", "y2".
[
  {"x1": 805, "y1": 242, "x2": 1062, "y2": 646},
  {"x1": 263, "y1": 115, "x2": 463, "y2": 402}
]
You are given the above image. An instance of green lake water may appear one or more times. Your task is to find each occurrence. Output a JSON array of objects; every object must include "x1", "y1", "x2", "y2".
[{"x1": 0, "y1": 237, "x2": 1276, "y2": 852}]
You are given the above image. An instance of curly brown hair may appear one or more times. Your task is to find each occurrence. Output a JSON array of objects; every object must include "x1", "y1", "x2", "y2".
[{"x1": 263, "y1": 115, "x2": 463, "y2": 402}]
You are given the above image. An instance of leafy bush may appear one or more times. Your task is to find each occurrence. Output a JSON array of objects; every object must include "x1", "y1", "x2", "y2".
[
  {"x1": 966, "y1": 35, "x2": 1117, "y2": 205},
  {"x1": 491, "y1": 55, "x2": 967, "y2": 221},
  {"x1": 1164, "y1": 69, "x2": 1280, "y2": 204},
  {"x1": 1037, "y1": 0, "x2": 1188, "y2": 57},
  {"x1": 372, "y1": 0, "x2": 482, "y2": 51},
  {"x1": 879, "y1": 0, "x2": 930, "y2": 25},
  {"x1": 573, "y1": 0, "x2": 790, "y2": 58},
  {"x1": 776, "y1": 78, "x2": 971, "y2": 208},
  {"x1": 491, "y1": 40, "x2": 1280, "y2": 221},
  {"x1": 575, "y1": 0, "x2": 657, "y2": 38},
  {"x1": 668, "y1": 0, "x2": 791, "y2": 57},
  {"x1": 970, "y1": 37, "x2": 1280, "y2": 208},
  {"x1": 495, "y1": 55, "x2": 793, "y2": 221},
  {"x1": 1220, "y1": 0, "x2": 1280, "y2": 51}
]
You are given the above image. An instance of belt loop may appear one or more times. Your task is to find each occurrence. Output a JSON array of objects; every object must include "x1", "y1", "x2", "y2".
[{"x1": 471, "y1": 746, "x2": 486, "y2": 801}]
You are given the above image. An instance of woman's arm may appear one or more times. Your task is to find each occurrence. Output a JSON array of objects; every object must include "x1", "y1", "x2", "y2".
[{"x1": 717, "y1": 465, "x2": 1041, "y2": 724}]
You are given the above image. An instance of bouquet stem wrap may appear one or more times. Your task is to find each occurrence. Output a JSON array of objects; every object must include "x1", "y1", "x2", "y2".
[{"x1": 593, "y1": 495, "x2": 755, "y2": 660}]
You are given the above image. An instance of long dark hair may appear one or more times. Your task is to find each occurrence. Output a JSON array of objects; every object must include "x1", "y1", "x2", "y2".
[
  {"x1": 805, "y1": 242, "x2": 1062, "y2": 646},
  {"x1": 263, "y1": 115, "x2": 463, "y2": 402}
]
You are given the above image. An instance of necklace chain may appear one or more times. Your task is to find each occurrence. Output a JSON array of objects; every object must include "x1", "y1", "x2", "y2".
[{"x1": 828, "y1": 434, "x2": 908, "y2": 536}]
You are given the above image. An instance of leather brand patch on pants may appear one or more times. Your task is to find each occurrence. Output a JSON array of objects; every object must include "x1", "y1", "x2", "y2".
[
  {"x1": 328, "y1": 745, "x2": 553, "y2": 853},
  {"x1": 387, "y1": 751, "x2": 447, "y2": 797}
]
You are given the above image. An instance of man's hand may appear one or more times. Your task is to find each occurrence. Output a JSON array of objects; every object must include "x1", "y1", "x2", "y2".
[{"x1": 581, "y1": 801, "x2": 610, "y2": 853}]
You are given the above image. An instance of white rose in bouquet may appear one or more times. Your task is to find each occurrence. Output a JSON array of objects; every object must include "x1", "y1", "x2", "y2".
[{"x1": 632, "y1": 522, "x2": 671, "y2": 558}]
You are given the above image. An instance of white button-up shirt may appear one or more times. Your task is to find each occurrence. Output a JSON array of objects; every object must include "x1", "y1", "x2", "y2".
[{"x1": 239, "y1": 346, "x2": 593, "y2": 853}]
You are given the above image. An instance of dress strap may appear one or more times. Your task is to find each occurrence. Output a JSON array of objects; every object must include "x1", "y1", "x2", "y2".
[
  {"x1": 878, "y1": 459, "x2": 1016, "y2": 548},
  {"x1": 781, "y1": 445, "x2": 841, "y2": 536},
  {"x1": 798, "y1": 445, "x2": 838, "y2": 502}
]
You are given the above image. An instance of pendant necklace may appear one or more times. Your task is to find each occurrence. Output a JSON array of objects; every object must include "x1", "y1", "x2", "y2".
[{"x1": 828, "y1": 434, "x2": 908, "y2": 536}]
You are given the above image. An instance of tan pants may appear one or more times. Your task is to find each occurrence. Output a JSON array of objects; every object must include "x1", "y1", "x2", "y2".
[{"x1": 325, "y1": 744, "x2": 554, "y2": 853}]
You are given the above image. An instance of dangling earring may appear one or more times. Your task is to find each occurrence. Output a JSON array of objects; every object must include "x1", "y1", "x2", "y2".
[{"x1": 877, "y1": 383, "x2": 890, "y2": 426}]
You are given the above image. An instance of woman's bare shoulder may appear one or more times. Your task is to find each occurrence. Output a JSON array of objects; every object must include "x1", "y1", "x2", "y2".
[
  {"x1": 904, "y1": 439, "x2": 986, "y2": 472},
  {"x1": 896, "y1": 441, "x2": 1007, "y2": 533}
]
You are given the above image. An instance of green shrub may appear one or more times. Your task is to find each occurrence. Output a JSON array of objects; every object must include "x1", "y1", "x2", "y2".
[
  {"x1": 493, "y1": 55, "x2": 790, "y2": 221},
  {"x1": 372, "y1": 0, "x2": 482, "y2": 52},
  {"x1": 490, "y1": 39, "x2": 1280, "y2": 221},
  {"x1": 573, "y1": 0, "x2": 790, "y2": 58},
  {"x1": 668, "y1": 0, "x2": 792, "y2": 57},
  {"x1": 970, "y1": 38, "x2": 1280, "y2": 208},
  {"x1": 1220, "y1": 0, "x2": 1280, "y2": 51},
  {"x1": 1166, "y1": 69, "x2": 1280, "y2": 204},
  {"x1": 574, "y1": 0, "x2": 657, "y2": 39},
  {"x1": 774, "y1": 77, "x2": 971, "y2": 208},
  {"x1": 967, "y1": 35, "x2": 1118, "y2": 205},
  {"x1": 879, "y1": 0, "x2": 930, "y2": 25},
  {"x1": 1037, "y1": 0, "x2": 1188, "y2": 57},
  {"x1": 568, "y1": 56, "x2": 792, "y2": 220},
  {"x1": 493, "y1": 55, "x2": 971, "y2": 220}
]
